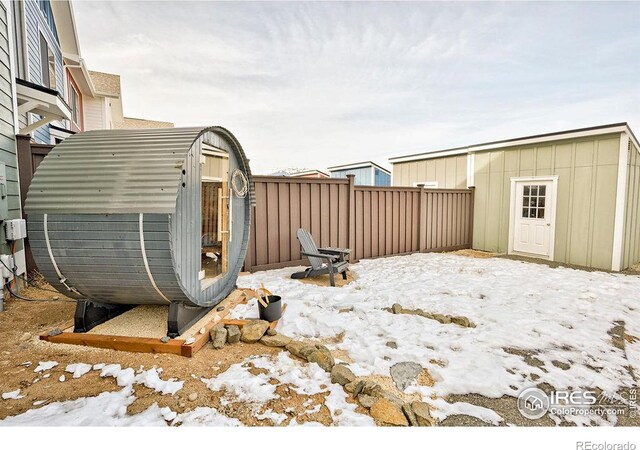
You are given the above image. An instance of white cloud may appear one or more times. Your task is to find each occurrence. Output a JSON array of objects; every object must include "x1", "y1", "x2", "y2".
[{"x1": 73, "y1": 1, "x2": 640, "y2": 173}]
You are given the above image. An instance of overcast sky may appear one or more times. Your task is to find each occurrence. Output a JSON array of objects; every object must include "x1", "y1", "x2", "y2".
[{"x1": 73, "y1": 1, "x2": 640, "y2": 174}]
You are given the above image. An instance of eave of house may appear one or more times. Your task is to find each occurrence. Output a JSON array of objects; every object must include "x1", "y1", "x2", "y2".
[{"x1": 389, "y1": 123, "x2": 640, "y2": 164}]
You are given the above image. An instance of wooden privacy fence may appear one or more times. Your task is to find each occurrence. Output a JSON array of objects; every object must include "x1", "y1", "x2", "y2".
[{"x1": 244, "y1": 175, "x2": 474, "y2": 272}]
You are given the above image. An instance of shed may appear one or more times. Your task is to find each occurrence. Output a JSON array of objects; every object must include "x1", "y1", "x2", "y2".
[
  {"x1": 24, "y1": 126, "x2": 253, "y2": 335},
  {"x1": 328, "y1": 161, "x2": 391, "y2": 186},
  {"x1": 390, "y1": 123, "x2": 640, "y2": 272}
]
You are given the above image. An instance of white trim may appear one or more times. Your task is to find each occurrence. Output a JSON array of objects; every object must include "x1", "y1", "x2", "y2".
[
  {"x1": 139, "y1": 213, "x2": 170, "y2": 303},
  {"x1": 202, "y1": 176, "x2": 223, "y2": 182},
  {"x1": 611, "y1": 133, "x2": 630, "y2": 271},
  {"x1": 44, "y1": 214, "x2": 80, "y2": 294},
  {"x1": 466, "y1": 153, "x2": 475, "y2": 188},
  {"x1": 469, "y1": 126, "x2": 630, "y2": 153},
  {"x1": 413, "y1": 181, "x2": 439, "y2": 188},
  {"x1": 507, "y1": 176, "x2": 558, "y2": 261},
  {"x1": 389, "y1": 124, "x2": 639, "y2": 164},
  {"x1": 328, "y1": 161, "x2": 390, "y2": 174},
  {"x1": 390, "y1": 148, "x2": 468, "y2": 164}
]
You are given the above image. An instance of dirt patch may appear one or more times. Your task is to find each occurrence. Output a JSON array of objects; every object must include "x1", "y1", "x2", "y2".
[
  {"x1": 0, "y1": 291, "x2": 341, "y2": 426},
  {"x1": 296, "y1": 271, "x2": 355, "y2": 288},
  {"x1": 450, "y1": 249, "x2": 497, "y2": 259}
]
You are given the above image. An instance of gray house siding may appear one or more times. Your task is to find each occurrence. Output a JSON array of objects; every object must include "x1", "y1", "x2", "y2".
[
  {"x1": 0, "y1": 2, "x2": 21, "y2": 251},
  {"x1": 23, "y1": 0, "x2": 64, "y2": 143}
]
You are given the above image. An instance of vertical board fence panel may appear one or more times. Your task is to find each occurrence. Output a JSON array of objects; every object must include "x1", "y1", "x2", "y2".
[{"x1": 245, "y1": 175, "x2": 474, "y2": 272}]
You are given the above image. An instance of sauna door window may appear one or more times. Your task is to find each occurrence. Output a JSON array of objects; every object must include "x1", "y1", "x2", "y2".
[{"x1": 200, "y1": 147, "x2": 229, "y2": 286}]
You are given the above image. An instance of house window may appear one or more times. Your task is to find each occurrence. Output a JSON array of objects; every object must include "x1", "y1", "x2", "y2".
[
  {"x1": 39, "y1": 33, "x2": 56, "y2": 90},
  {"x1": 68, "y1": 80, "x2": 80, "y2": 126},
  {"x1": 413, "y1": 181, "x2": 439, "y2": 188},
  {"x1": 522, "y1": 185, "x2": 546, "y2": 219}
]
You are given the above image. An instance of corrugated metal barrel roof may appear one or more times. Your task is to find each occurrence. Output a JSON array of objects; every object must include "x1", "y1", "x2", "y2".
[{"x1": 25, "y1": 127, "x2": 207, "y2": 214}]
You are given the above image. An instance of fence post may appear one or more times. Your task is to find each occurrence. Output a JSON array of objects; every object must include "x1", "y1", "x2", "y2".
[
  {"x1": 346, "y1": 174, "x2": 356, "y2": 262},
  {"x1": 417, "y1": 184, "x2": 426, "y2": 252},
  {"x1": 468, "y1": 187, "x2": 475, "y2": 248}
]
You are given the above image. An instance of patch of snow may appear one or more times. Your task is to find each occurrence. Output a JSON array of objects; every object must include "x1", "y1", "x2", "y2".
[
  {"x1": 34, "y1": 361, "x2": 58, "y2": 373},
  {"x1": 58, "y1": 375, "x2": 65, "y2": 382},
  {"x1": 2, "y1": 389, "x2": 24, "y2": 400},
  {"x1": 256, "y1": 408, "x2": 287, "y2": 425},
  {"x1": 100, "y1": 364, "x2": 182, "y2": 395},
  {"x1": 176, "y1": 407, "x2": 243, "y2": 426},
  {"x1": 92, "y1": 363, "x2": 105, "y2": 371},
  {"x1": 202, "y1": 352, "x2": 372, "y2": 426},
  {"x1": 428, "y1": 398, "x2": 504, "y2": 425},
  {"x1": 66, "y1": 363, "x2": 92, "y2": 379}
]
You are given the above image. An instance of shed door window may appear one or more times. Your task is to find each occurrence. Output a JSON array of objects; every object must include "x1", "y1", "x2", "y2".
[{"x1": 522, "y1": 185, "x2": 546, "y2": 219}]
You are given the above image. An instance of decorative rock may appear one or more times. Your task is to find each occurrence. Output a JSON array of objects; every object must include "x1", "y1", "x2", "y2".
[
  {"x1": 216, "y1": 306, "x2": 225, "y2": 311},
  {"x1": 19, "y1": 332, "x2": 31, "y2": 342},
  {"x1": 411, "y1": 402, "x2": 436, "y2": 426},
  {"x1": 344, "y1": 381, "x2": 357, "y2": 393},
  {"x1": 210, "y1": 325, "x2": 228, "y2": 349},
  {"x1": 353, "y1": 380, "x2": 366, "y2": 396},
  {"x1": 188, "y1": 392, "x2": 198, "y2": 402},
  {"x1": 160, "y1": 336, "x2": 170, "y2": 343},
  {"x1": 451, "y1": 316, "x2": 473, "y2": 328},
  {"x1": 53, "y1": 296, "x2": 60, "y2": 301},
  {"x1": 226, "y1": 325, "x2": 241, "y2": 344},
  {"x1": 266, "y1": 328, "x2": 277, "y2": 336},
  {"x1": 402, "y1": 403, "x2": 418, "y2": 426},
  {"x1": 361, "y1": 380, "x2": 380, "y2": 396},
  {"x1": 390, "y1": 362, "x2": 423, "y2": 391},
  {"x1": 330, "y1": 364, "x2": 355, "y2": 385},
  {"x1": 285, "y1": 341, "x2": 306, "y2": 358},
  {"x1": 391, "y1": 303, "x2": 403, "y2": 314},
  {"x1": 357, "y1": 394, "x2": 377, "y2": 408},
  {"x1": 432, "y1": 313, "x2": 451, "y2": 324},
  {"x1": 369, "y1": 398, "x2": 408, "y2": 426},
  {"x1": 240, "y1": 320, "x2": 270, "y2": 343},
  {"x1": 259, "y1": 333, "x2": 293, "y2": 347},
  {"x1": 385, "y1": 341, "x2": 398, "y2": 349},
  {"x1": 299, "y1": 345, "x2": 319, "y2": 359},
  {"x1": 307, "y1": 349, "x2": 335, "y2": 372}
]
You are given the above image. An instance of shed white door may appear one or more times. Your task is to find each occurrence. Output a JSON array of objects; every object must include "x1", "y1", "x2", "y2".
[{"x1": 512, "y1": 180, "x2": 554, "y2": 257}]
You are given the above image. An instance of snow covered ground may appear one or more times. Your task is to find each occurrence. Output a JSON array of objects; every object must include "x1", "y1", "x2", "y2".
[
  {"x1": 2, "y1": 253, "x2": 638, "y2": 426},
  {"x1": 238, "y1": 253, "x2": 640, "y2": 425}
]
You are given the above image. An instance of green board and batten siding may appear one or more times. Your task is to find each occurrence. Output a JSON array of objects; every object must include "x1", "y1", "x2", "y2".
[
  {"x1": 393, "y1": 154, "x2": 467, "y2": 188},
  {"x1": 472, "y1": 134, "x2": 621, "y2": 270},
  {"x1": 623, "y1": 139, "x2": 640, "y2": 270},
  {"x1": 0, "y1": 2, "x2": 21, "y2": 253}
]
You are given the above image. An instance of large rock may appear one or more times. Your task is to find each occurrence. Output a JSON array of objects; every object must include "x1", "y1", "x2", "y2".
[
  {"x1": 330, "y1": 365, "x2": 355, "y2": 385},
  {"x1": 210, "y1": 325, "x2": 227, "y2": 349},
  {"x1": 369, "y1": 398, "x2": 408, "y2": 426},
  {"x1": 357, "y1": 394, "x2": 377, "y2": 408},
  {"x1": 390, "y1": 361, "x2": 422, "y2": 391},
  {"x1": 259, "y1": 333, "x2": 293, "y2": 347},
  {"x1": 240, "y1": 320, "x2": 270, "y2": 343},
  {"x1": 344, "y1": 381, "x2": 357, "y2": 393},
  {"x1": 285, "y1": 341, "x2": 306, "y2": 358},
  {"x1": 226, "y1": 325, "x2": 241, "y2": 344},
  {"x1": 402, "y1": 403, "x2": 417, "y2": 426},
  {"x1": 451, "y1": 316, "x2": 474, "y2": 328},
  {"x1": 307, "y1": 349, "x2": 335, "y2": 372},
  {"x1": 299, "y1": 345, "x2": 320, "y2": 359},
  {"x1": 411, "y1": 402, "x2": 436, "y2": 426}
]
